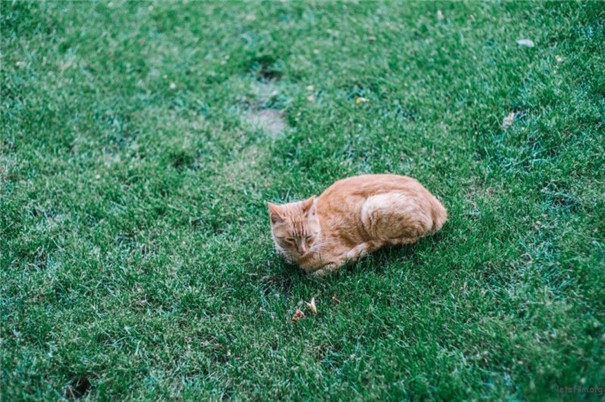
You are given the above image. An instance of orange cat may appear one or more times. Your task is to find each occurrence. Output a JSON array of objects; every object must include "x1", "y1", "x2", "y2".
[{"x1": 268, "y1": 174, "x2": 447, "y2": 276}]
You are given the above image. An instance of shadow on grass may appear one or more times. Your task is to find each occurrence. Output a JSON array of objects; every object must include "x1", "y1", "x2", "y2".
[
  {"x1": 259, "y1": 258, "x2": 305, "y2": 299},
  {"x1": 261, "y1": 231, "x2": 448, "y2": 289},
  {"x1": 341, "y1": 231, "x2": 448, "y2": 277}
]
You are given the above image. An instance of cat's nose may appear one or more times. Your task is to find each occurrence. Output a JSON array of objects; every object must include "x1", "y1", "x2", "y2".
[{"x1": 299, "y1": 243, "x2": 308, "y2": 254}]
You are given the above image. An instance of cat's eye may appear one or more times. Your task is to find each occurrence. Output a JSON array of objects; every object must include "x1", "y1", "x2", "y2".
[{"x1": 285, "y1": 238, "x2": 295, "y2": 243}]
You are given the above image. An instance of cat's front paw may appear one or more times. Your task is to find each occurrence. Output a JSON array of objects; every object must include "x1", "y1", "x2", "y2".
[
  {"x1": 310, "y1": 262, "x2": 341, "y2": 277},
  {"x1": 311, "y1": 268, "x2": 328, "y2": 278}
]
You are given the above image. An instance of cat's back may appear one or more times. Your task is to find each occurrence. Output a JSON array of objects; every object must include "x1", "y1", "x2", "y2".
[
  {"x1": 318, "y1": 174, "x2": 447, "y2": 232},
  {"x1": 319, "y1": 174, "x2": 426, "y2": 199}
]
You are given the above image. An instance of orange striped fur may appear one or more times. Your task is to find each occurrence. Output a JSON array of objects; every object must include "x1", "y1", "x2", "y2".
[{"x1": 268, "y1": 174, "x2": 447, "y2": 276}]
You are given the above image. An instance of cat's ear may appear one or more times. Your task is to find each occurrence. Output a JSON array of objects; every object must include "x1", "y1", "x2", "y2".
[
  {"x1": 268, "y1": 202, "x2": 284, "y2": 224},
  {"x1": 302, "y1": 196, "x2": 316, "y2": 217}
]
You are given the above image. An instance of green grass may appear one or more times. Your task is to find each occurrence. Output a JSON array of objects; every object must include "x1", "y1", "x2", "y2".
[{"x1": 2, "y1": 1, "x2": 604, "y2": 400}]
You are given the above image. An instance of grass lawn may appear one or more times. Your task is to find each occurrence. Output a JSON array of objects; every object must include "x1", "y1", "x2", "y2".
[{"x1": 2, "y1": 1, "x2": 604, "y2": 400}]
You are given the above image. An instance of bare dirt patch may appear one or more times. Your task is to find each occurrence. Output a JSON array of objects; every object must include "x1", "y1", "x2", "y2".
[{"x1": 246, "y1": 109, "x2": 287, "y2": 138}]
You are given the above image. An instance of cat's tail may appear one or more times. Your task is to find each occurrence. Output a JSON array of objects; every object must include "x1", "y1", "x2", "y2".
[{"x1": 430, "y1": 196, "x2": 448, "y2": 233}]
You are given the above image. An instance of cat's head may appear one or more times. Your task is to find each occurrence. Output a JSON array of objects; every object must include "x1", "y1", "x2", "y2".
[{"x1": 268, "y1": 196, "x2": 320, "y2": 259}]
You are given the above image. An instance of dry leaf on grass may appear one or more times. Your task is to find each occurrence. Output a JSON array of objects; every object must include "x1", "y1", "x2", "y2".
[
  {"x1": 332, "y1": 295, "x2": 341, "y2": 304},
  {"x1": 305, "y1": 297, "x2": 317, "y2": 314},
  {"x1": 355, "y1": 97, "x2": 369, "y2": 104},
  {"x1": 437, "y1": 10, "x2": 444, "y2": 21},
  {"x1": 516, "y1": 39, "x2": 534, "y2": 47},
  {"x1": 291, "y1": 309, "x2": 305, "y2": 323},
  {"x1": 502, "y1": 111, "x2": 516, "y2": 129}
]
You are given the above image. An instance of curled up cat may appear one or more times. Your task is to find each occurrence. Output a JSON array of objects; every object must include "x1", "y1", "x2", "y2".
[{"x1": 268, "y1": 174, "x2": 447, "y2": 276}]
